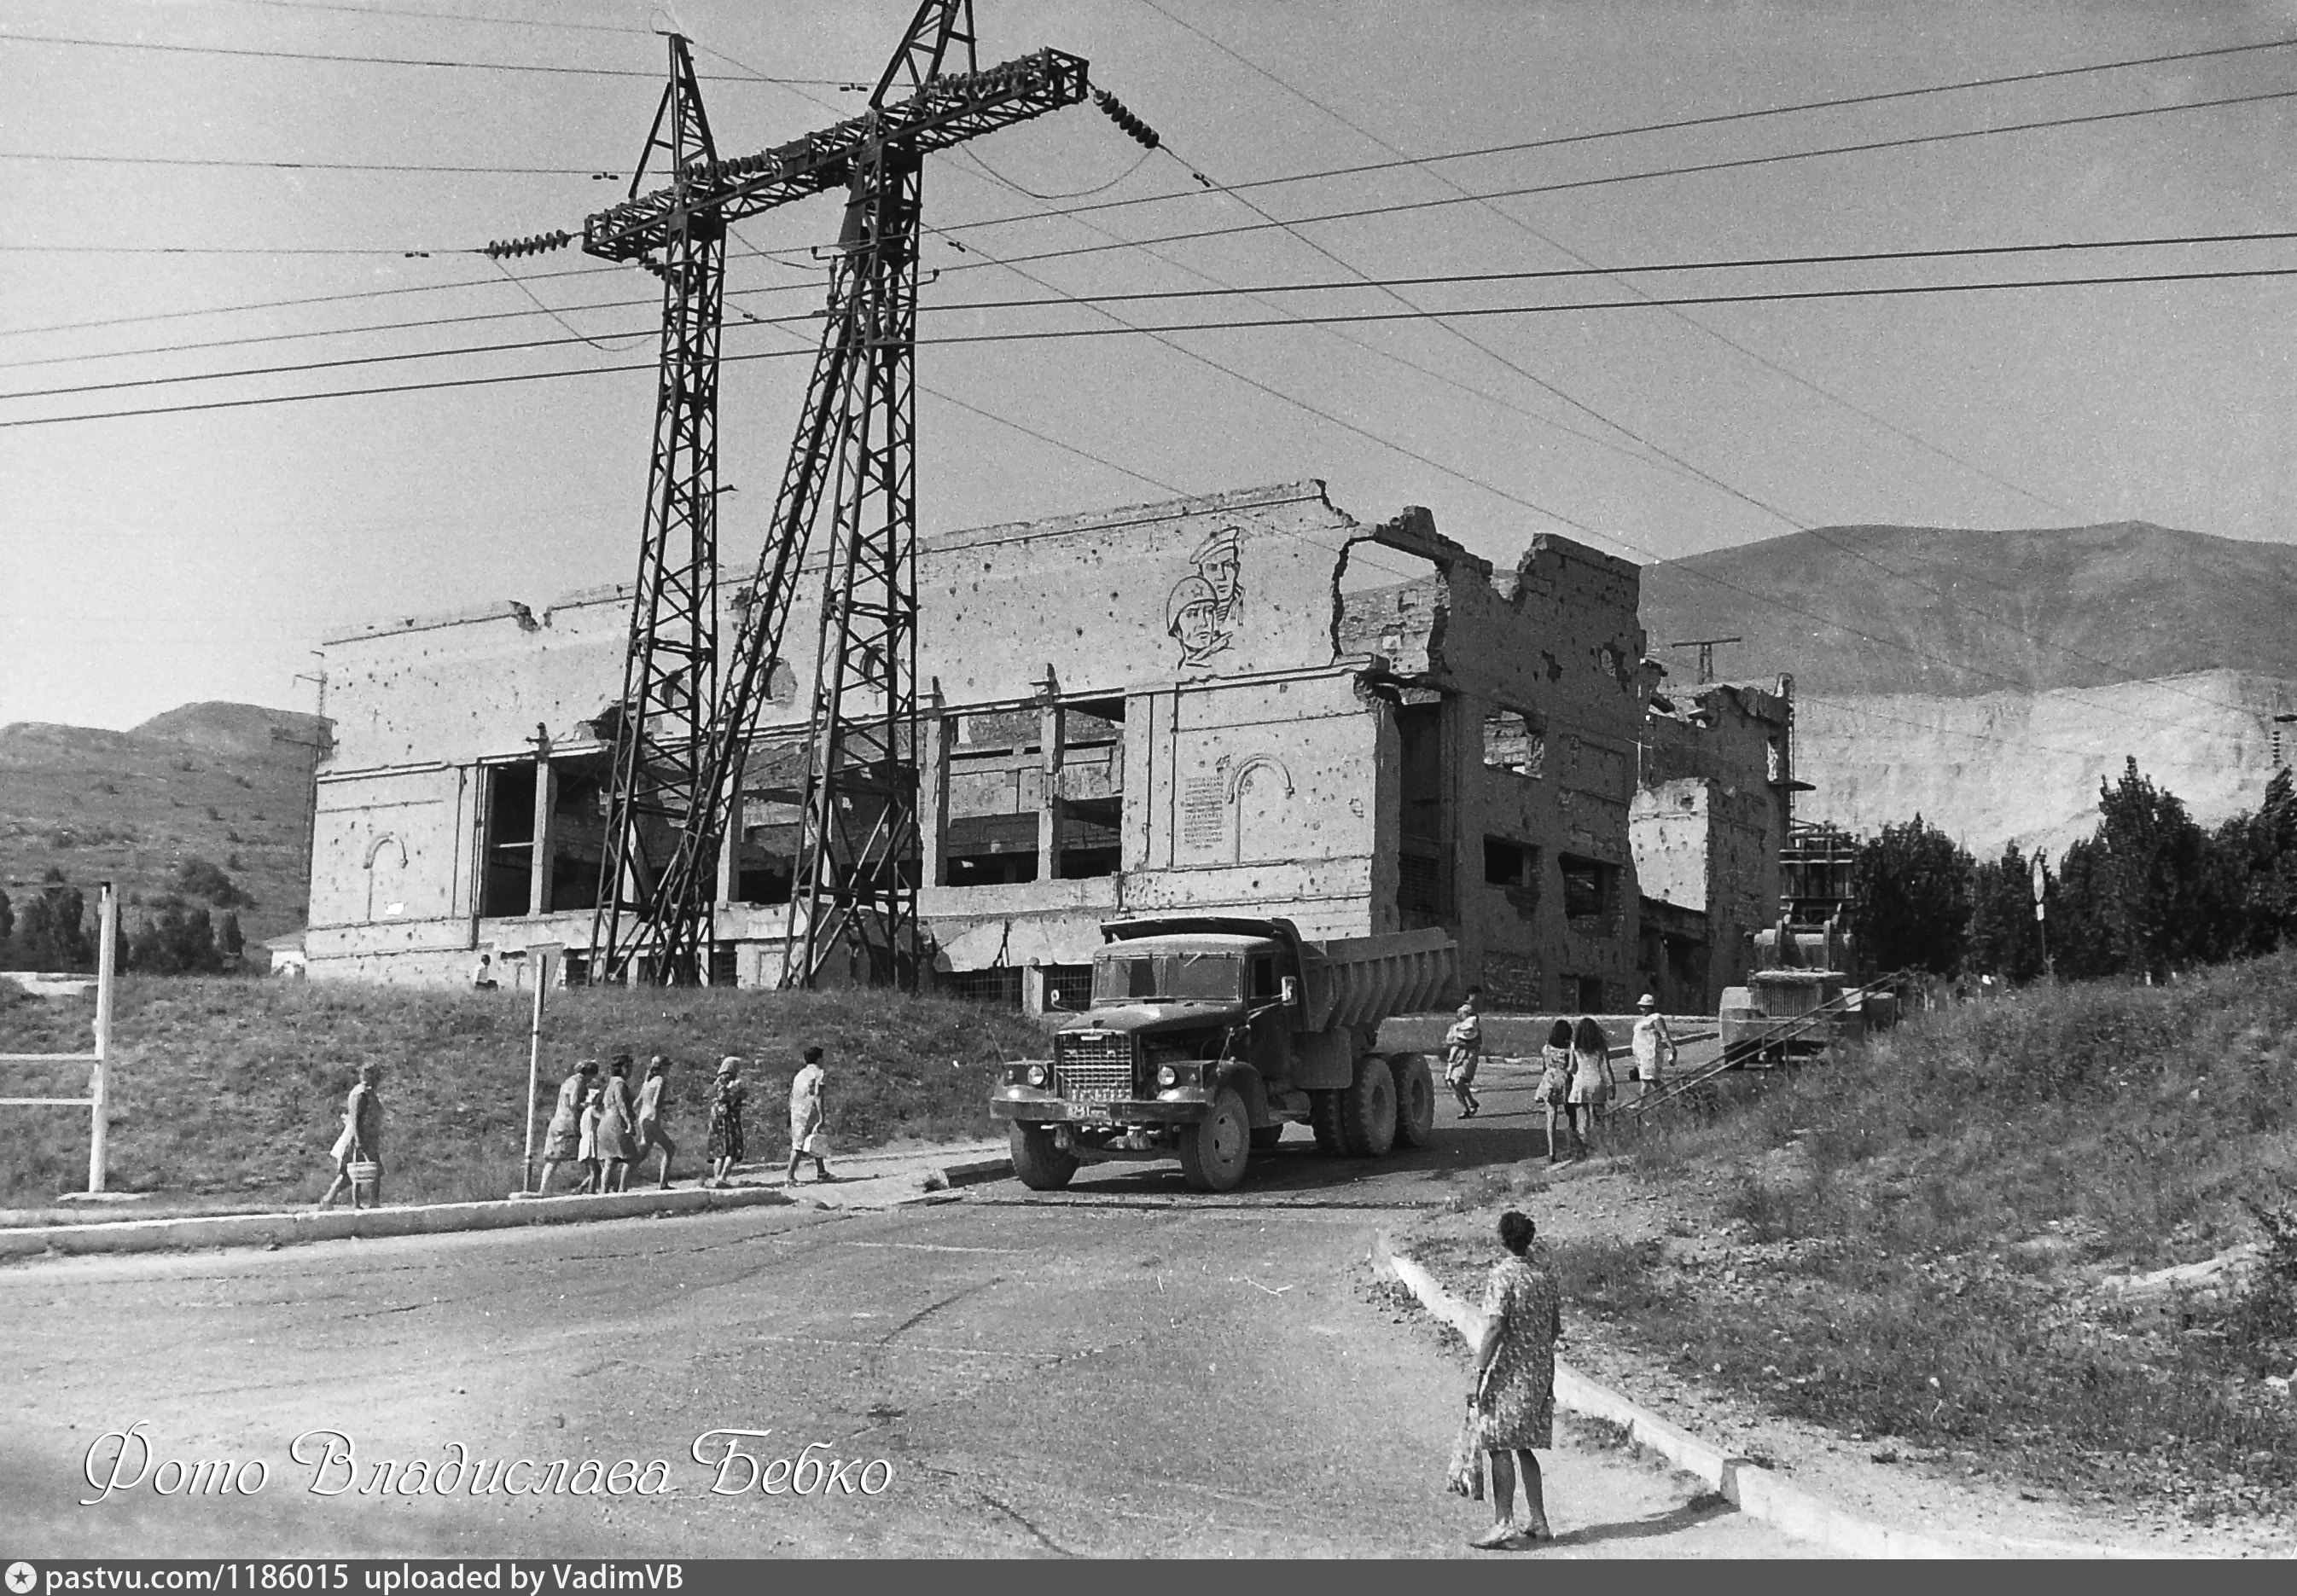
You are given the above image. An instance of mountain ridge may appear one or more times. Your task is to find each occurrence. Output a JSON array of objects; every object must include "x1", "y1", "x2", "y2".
[{"x1": 1640, "y1": 519, "x2": 2297, "y2": 699}]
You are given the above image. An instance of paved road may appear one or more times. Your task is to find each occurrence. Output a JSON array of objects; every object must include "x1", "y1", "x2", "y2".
[{"x1": 3, "y1": 1123, "x2": 1807, "y2": 1558}]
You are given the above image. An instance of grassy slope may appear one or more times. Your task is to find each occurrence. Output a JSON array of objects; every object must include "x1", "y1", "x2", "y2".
[
  {"x1": 0, "y1": 978, "x2": 1047, "y2": 1210},
  {"x1": 0, "y1": 704, "x2": 321, "y2": 950},
  {"x1": 1534, "y1": 955, "x2": 2297, "y2": 1519}
]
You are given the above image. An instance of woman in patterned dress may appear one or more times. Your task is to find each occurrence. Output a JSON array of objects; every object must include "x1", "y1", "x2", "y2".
[
  {"x1": 1538, "y1": 1020, "x2": 1574, "y2": 1163},
  {"x1": 705, "y1": 1056, "x2": 747, "y2": 1187},
  {"x1": 1468, "y1": 1209, "x2": 1562, "y2": 1548}
]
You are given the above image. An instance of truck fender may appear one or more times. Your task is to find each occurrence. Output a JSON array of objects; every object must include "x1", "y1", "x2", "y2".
[
  {"x1": 1212, "y1": 1063, "x2": 1272, "y2": 1127},
  {"x1": 1290, "y1": 1027, "x2": 1353, "y2": 1090}
]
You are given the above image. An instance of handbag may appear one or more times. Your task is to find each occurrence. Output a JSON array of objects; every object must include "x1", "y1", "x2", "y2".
[{"x1": 1445, "y1": 1393, "x2": 1484, "y2": 1500}]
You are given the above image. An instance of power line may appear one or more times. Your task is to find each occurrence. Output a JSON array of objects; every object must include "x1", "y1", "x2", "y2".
[
  {"x1": 218, "y1": 0, "x2": 651, "y2": 35},
  {"x1": 1128, "y1": 38, "x2": 2248, "y2": 737},
  {"x1": 934, "y1": 84, "x2": 2297, "y2": 276},
  {"x1": 1133, "y1": 0, "x2": 2083, "y2": 519},
  {"x1": 0, "y1": 261, "x2": 612, "y2": 341},
  {"x1": 0, "y1": 27, "x2": 853, "y2": 84},
  {"x1": 0, "y1": 242, "x2": 470, "y2": 257},
  {"x1": 20, "y1": 48, "x2": 2283, "y2": 266},
  {"x1": 902, "y1": 229, "x2": 2282, "y2": 729},
  {"x1": 0, "y1": 149, "x2": 625, "y2": 176},
  {"x1": 21, "y1": 228, "x2": 2277, "y2": 377},
  {"x1": 920, "y1": 229, "x2": 2297, "y2": 315},
  {"x1": 0, "y1": 346, "x2": 811, "y2": 428},
  {"x1": 903, "y1": 264, "x2": 2297, "y2": 345},
  {"x1": 953, "y1": 21, "x2": 2297, "y2": 235},
  {"x1": 10, "y1": 260, "x2": 2297, "y2": 406}
]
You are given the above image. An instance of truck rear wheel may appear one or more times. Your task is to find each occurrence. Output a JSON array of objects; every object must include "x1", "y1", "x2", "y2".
[
  {"x1": 1388, "y1": 1051, "x2": 1435, "y2": 1148},
  {"x1": 1178, "y1": 1087, "x2": 1251, "y2": 1193},
  {"x1": 1008, "y1": 1123, "x2": 1079, "y2": 1191},
  {"x1": 1309, "y1": 1088, "x2": 1347, "y2": 1153},
  {"x1": 1340, "y1": 1051, "x2": 1398, "y2": 1158}
]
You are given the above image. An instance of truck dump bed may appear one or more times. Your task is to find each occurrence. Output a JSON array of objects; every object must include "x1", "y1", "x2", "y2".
[{"x1": 1300, "y1": 927, "x2": 1458, "y2": 1031}]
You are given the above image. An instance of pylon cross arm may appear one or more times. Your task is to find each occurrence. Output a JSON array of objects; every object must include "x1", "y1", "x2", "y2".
[{"x1": 584, "y1": 49, "x2": 1089, "y2": 263}]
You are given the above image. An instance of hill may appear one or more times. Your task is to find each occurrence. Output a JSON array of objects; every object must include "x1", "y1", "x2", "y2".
[
  {"x1": 0, "y1": 701, "x2": 325, "y2": 956},
  {"x1": 1640, "y1": 519, "x2": 2297, "y2": 698}
]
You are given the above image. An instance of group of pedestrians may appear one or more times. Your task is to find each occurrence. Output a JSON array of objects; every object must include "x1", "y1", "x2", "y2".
[
  {"x1": 532, "y1": 1045, "x2": 836, "y2": 1196},
  {"x1": 1445, "y1": 990, "x2": 1678, "y2": 1161},
  {"x1": 535, "y1": 1053, "x2": 678, "y2": 1195}
]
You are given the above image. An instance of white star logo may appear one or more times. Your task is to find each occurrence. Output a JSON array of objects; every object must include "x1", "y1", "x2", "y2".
[{"x1": 5, "y1": 1562, "x2": 37, "y2": 1595}]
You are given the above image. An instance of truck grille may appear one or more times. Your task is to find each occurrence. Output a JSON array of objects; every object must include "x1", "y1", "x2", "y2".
[{"x1": 1055, "y1": 1032, "x2": 1135, "y2": 1102}]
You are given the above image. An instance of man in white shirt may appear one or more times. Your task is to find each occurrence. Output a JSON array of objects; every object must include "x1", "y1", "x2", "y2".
[{"x1": 1630, "y1": 994, "x2": 1675, "y2": 1104}]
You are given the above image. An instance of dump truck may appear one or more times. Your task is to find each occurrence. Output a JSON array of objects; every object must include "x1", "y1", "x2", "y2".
[
  {"x1": 1718, "y1": 915, "x2": 1899, "y2": 1065},
  {"x1": 989, "y1": 916, "x2": 1458, "y2": 1193}
]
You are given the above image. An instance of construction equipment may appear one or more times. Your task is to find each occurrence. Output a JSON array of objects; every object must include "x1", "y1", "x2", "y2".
[
  {"x1": 1625, "y1": 915, "x2": 1906, "y2": 1123},
  {"x1": 991, "y1": 917, "x2": 1458, "y2": 1193},
  {"x1": 565, "y1": 3, "x2": 1092, "y2": 987}
]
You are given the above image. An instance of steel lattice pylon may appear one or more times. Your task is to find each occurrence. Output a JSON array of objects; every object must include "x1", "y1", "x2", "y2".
[
  {"x1": 785, "y1": 134, "x2": 926, "y2": 988},
  {"x1": 590, "y1": 38, "x2": 723, "y2": 988},
  {"x1": 578, "y1": 4, "x2": 1091, "y2": 987}
]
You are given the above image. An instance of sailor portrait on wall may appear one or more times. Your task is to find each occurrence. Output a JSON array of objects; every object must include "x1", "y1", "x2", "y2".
[{"x1": 1166, "y1": 523, "x2": 1246, "y2": 668}]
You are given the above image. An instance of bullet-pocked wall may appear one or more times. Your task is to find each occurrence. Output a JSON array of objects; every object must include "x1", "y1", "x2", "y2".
[
  {"x1": 1336, "y1": 525, "x2": 1653, "y2": 1013},
  {"x1": 1632, "y1": 680, "x2": 1795, "y2": 1007},
  {"x1": 305, "y1": 481, "x2": 1769, "y2": 1005}
]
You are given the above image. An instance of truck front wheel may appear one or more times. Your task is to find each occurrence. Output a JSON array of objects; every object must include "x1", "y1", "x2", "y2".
[
  {"x1": 1009, "y1": 1123, "x2": 1079, "y2": 1191},
  {"x1": 1178, "y1": 1087, "x2": 1251, "y2": 1193},
  {"x1": 1389, "y1": 1051, "x2": 1436, "y2": 1148},
  {"x1": 1309, "y1": 1088, "x2": 1347, "y2": 1153},
  {"x1": 1340, "y1": 1052, "x2": 1399, "y2": 1158}
]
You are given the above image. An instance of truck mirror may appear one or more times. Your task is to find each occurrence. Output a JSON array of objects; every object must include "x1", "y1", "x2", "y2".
[{"x1": 1280, "y1": 975, "x2": 1300, "y2": 1008}]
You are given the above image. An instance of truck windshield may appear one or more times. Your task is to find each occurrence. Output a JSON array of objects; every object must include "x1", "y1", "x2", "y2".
[{"x1": 1091, "y1": 952, "x2": 1242, "y2": 1003}]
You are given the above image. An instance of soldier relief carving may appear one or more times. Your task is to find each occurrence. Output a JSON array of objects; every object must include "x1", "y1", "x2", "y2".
[{"x1": 1166, "y1": 523, "x2": 1246, "y2": 668}]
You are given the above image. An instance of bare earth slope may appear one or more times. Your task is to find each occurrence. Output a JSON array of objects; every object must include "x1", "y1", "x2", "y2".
[{"x1": 0, "y1": 700, "x2": 323, "y2": 949}]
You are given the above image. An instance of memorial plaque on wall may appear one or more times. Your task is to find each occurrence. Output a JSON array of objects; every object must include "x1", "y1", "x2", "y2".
[{"x1": 1180, "y1": 775, "x2": 1226, "y2": 850}]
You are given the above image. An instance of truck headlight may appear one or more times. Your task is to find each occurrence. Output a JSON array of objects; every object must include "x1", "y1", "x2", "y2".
[
  {"x1": 1156, "y1": 1065, "x2": 1178, "y2": 1088},
  {"x1": 1026, "y1": 1063, "x2": 1049, "y2": 1088}
]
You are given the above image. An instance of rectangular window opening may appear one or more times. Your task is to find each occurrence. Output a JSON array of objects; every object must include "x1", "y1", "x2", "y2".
[
  {"x1": 1484, "y1": 836, "x2": 1530, "y2": 887},
  {"x1": 480, "y1": 763, "x2": 537, "y2": 919},
  {"x1": 545, "y1": 754, "x2": 609, "y2": 913},
  {"x1": 1559, "y1": 853, "x2": 1619, "y2": 925}
]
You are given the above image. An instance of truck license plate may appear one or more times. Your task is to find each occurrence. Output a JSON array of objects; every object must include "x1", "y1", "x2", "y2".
[{"x1": 1074, "y1": 1101, "x2": 1113, "y2": 1123}]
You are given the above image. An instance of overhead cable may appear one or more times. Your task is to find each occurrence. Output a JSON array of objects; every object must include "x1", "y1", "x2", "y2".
[{"x1": 0, "y1": 27, "x2": 852, "y2": 84}]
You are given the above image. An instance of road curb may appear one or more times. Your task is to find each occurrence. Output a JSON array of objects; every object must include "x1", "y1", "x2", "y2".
[
  {"x1": 1375, "y1": 1233, "x2": 1963, "y2": 1559},
  {"x1": 0, "y1": 1147, "x2": 1012, "y2": 1263}
]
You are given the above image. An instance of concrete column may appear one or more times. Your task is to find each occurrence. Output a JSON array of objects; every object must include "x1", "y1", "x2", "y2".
[
  {"x1": 921, "y1": 712, "x2": 953, "y2": 887},
  {"x1": 1038, "y1": 699, "x2": 1066, "y2": 882},
  {"x1": 527, "y1": 757, "x2": 557, "y2": 917}
]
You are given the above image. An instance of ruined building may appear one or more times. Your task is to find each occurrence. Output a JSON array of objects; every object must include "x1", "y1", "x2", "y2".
[
  {"x1": 309, "y1": 481, "x2": 1784, "y2": 1012},
  {"x1": 1631, "y1": 678, "x2": 1801, "y2": 1011}
]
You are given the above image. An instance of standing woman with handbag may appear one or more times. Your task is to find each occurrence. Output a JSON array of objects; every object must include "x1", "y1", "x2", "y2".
[
  {"x1": 1467, "y1": 1209, "x2": 1561, "y2": 1548},
  {"x1": 705, "y1": 1056, "x2": 747, "y2": 1187}
]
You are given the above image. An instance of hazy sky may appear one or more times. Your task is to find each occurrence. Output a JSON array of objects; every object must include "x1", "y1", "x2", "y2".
[{"x1": 3, "y1": 0, "x2": 2294, "y2": 729}]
